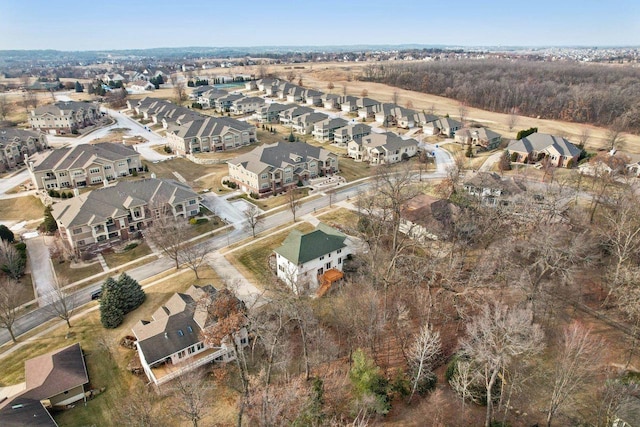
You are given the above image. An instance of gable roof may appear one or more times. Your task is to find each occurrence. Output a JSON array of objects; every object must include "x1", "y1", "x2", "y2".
[
  {"x1": 229, "y1": 141, "x2": 335, "y2": 175},
  {"x1": 463, "y1": 171, "x2": 526, "y2": 195},
  {"x1": 30, "y1": 143, "x2": 137, "y2": 172},
  {"x1": 132, "y1": 285, "x2": 217, "y2": 365},
  {"x1": 52, "y1": 178, "x2": 199, "y2": 228},
  {"x1": 0, "y1": 396, "x2": 58, "y2": 427},
  {"x1": 22, "y1": 343, "x2": 88, "y2": 401},
  {"x1": 354, "y1": 132, "x2": 418, "y2": 151},
  {"x1": 274, "y1": 223, "x2": 347, "y2": 265},
  {"x1": 507, "y1": 133, "x2": 581, "y2": 158}
]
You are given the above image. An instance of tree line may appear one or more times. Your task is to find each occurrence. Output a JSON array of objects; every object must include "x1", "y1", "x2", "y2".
[{"x1": 360, "y1": 59, "x2": 640, "y2": 133}]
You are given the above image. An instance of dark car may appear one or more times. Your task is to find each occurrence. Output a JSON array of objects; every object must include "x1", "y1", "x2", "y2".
[{"x1": 90, "y1": 289, "x2": 102, "y2": 300}]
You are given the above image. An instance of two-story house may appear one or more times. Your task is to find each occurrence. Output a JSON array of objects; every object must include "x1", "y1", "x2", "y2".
[
  {"x1": 462, "y1": 172, "x2": 526, "y2": 206},
  {"x1": 132, "y1": 284, "x2": 248, "y2": 386},
  {"x1": 29, "y1": 101, "x2": 101, "y2": 135},
  {"x1": 229, "y1": 96, "x2": 265, "y2": 115},
  {"x1": 0, "y1": 128, "x2": 48, "y2": 172},
  {"x1": 28, "y1": 143, "x2": 141, "y2": 190},
  {"x1": 291, "y1": 112, "x2": 329, "y2": 135},
  {"x1": 333, "y1": 123, "x2": 372, "y2": 146},
  {"x1": 253, "y1": 103, "x2": 290, "y2": 123},
  {"x1": 52, "y1": 178, "x2": 200, "y2": 256},
  {"x1": 423, "y1": 117, "x2": 462, "y2": 137},
  {"x1": 227, "y1": 141, "x2": 338, "y2": 197},
  {"x1": 348, "y1": 132, "x2": 418, "y2": 164},
  {"x1": 166, "y1": 116, "x2": 257, "y2": 155},
  {"x1": 274, "y1": 223, "x2": 352, "y2": 295},
  {"x1": 455, "y1": 127, "x2": 502, "y2": 150},
  {"x1": 312, "y1": 117, "x2": 348, "y2": 142}
]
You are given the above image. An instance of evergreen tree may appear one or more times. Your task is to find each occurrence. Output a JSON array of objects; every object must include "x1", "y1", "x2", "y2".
[
  {"x1": 117, "y1": 272, "x2": 145, "y2": 312},
  {"x1": 498, "y1": 150, "x2": 512, "y2": 172},
  {"x1": 42, "y1": 206, "x2": 58, "y2": 233},
  {"x1": 100, "y1": 277, "x2": 124, "y2": 328},
  {"x1": 349, "y1": 349, "x2": 390, "y2": 415},
  {"x1": 74, "y1": 81, "x2": 83, "y2": 93},
  {"x1": 0, "y1": 225, "x2": 14, "y2": 243}
]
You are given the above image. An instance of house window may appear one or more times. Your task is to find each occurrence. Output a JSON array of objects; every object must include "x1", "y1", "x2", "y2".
[
  {"x1": 337, "y1": 249, "x2": 342, "y2": 254},
  {"x1": 89, "y1": 168, "x2": 100, "y2": 174},
  {"x1": 338, "y1": 257, "x2": 342, "y2": 264},
  {"x1": 325, "y1": 262, "x2": 331, "y2": 270},
  {"x1": 189, "y1": 199, "x2": 196, "y2": 205},
  {"x1": 73, "y1": 228, "x2": 82, "y2": 234},
  {"x1": 319, "y1": 256, "x2": 324, "y2": 260}
]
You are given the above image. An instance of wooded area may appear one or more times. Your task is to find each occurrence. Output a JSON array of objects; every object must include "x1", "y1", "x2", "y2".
[{"x1": 360, "y1": 60, "x2": 640, "y2": 133}]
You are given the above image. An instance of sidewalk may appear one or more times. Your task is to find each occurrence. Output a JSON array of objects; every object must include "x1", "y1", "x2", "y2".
[{"x1": 206, "y1": 252, "x2": 266, "y2": 308}]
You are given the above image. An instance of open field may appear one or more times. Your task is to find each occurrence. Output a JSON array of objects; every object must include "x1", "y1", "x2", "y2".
[
  {"x1": 0, "y1": 195, "x2": 44, "y2": 221},
  {"x1": 226, "y1": 222, "x2": 314, "y2": 288}
]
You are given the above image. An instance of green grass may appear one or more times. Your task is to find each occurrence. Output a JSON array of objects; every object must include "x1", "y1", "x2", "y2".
[
  {"x1": 52, "y1": 260, "x2": 104, "y2": 284},
  {"x1": 227, "y1": 222, "x2": 314, "y2": 287},
  {"x1": 0, "y1": 195, "x2": 44, "y2": 221},
  {"x1": 102, "y1": 242, "x2": 153, "y2": 269}
]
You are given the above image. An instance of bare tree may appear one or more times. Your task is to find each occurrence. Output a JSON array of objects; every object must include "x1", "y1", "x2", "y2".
[
  {"x1": 170, "y1": 369, "x2": 211, "y2": 427},
  {"x1": 392, "y1": 91, "x2": 399, "y2": 105},
  {"x1": 578, "y1": 127, "x2": 591, "y2": 147},
  {"x1": 507, "y1": 109, "x2": 519, "y2": 132},
  {"x1": 449, "y1": 359, "x2": 478, "y2": 410},
  {"x1": 244, "y1": 204, "x2": 263, "y2": 238},
  {"x1": 146, "y1": 206, "x2": 189, "y2": 269},
  {"x1": 115, "y1": 384, "x2": 164, "y2": 427},
  {"x1": 327, "y1": 82, "x2": 334, "y2": 93},
  {"x1": 179, "y1": 242, "x2": 209, "y2": 279},
  {"x1": 286, "y1": 71, "x2": 296, "y2": 82},
  {"x1": 342, "y1": 84, "x2": 348, "y2": 96},
  {"x1": 407, "y1": 323, "x2": 441, "y2": 401},
  {"x1": 286, "y1": 187, "x2": 302, "y2": 222},
  {"x1": 0, "y1": 277, "x2": 21, "y2": 342},
  {"x1": 405, "y1": 100, "x2": 414, "y2": 110},
  {"x1": 297, "y1": 78, "x2": 304, "y2": 87},
  {"x1": 0, "y1": 239, "x2": 25, "y2": 280},
  {"x1": 169, "y1": 74, "x2": 187, "y2": 102},
  {"x1": 545, "y1": 321, "x2": 604, "y2": 427},
  {"x1": 458, "y1": 103, "x2": 469, "y2": 125},
  {"x1": 360, "y1": 88, "x2": 368, "y2": 98},
  {"x1": 460, "y1": 304, "x2": 544, "y2": 427},
  {"x1": 0, "y1": 95, "x2": 13, "y2": 120},
  {"x1": 43, "y1": 277, "x2": 76, "y2": 329},
  {"x1": 606, "y1": 118, "x2": 626, "y2": 151}
]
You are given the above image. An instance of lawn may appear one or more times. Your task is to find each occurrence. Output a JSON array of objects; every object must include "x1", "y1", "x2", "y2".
[
  {"x1": 0, "y1": 195, "x2": 44, "y2": 221},
  {"x1": 143, "y1": 157, "x2": 216, "y2": 184},
  {"x1": 231, "y1": 188, "x2": 310, "y2": 211},
  {"x1": 194, "y1": 165, "x2": 229, "y2": 193},
  {"x1": 226, "y1": 222, "x2": 314, "y2": 287},
  {"x1": 15, "y1": 274, "x2": 35, "y2": 306},
  {"x1": 52, "y1": 259, "x2": 104, "y2": 284},
  {"x1": 0, "y1": 266, "x2": 235, "y2": 426},
  {"x1": 317, "y1": 207, "x2": 360, "y2": 229},
  {"x1": 102, "y1": 241, "x2": 153, "y2": 269}
]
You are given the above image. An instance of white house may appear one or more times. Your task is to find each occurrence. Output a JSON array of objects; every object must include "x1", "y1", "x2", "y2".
[{"x1": 274, "y1": 223, "x2": 352, "y2": 295}]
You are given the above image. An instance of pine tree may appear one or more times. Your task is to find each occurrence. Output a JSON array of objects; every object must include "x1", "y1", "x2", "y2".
[
  {"x1": 100, "y1": 277, "x2": 124, "y2": 328},
  {"x1": 42, "y1": 206, "x2": 58, "y2": 233},
  {"x1": 117, "y1": 272, "x2": 145, "y2": 312},
  {"x1": 0, "y1": 225, "x2": 14, "y2": 243}
]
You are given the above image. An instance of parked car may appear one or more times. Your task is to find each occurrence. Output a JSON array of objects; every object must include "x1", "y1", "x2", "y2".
[{"x1": 90, "y1": 289, "x2": 102, "y2": 300}]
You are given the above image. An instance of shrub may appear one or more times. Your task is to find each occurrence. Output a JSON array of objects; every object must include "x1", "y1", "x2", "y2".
[
  {"x1": 163, "y1": 145, "x2": 172, "y2": 153},
  {"x1": 0, "y1": 225, "x2": 15, "y2": 243},
  {"x1": 510, "y1": 152, "x2": 519, "y2": 163},
  {"x1": 566, "y1": 158, "x2": 574, "y2": 168},
  {"x1": 132, "y1": 170, "x2": 138, "y2": 177},
  {"x1": 297, "y1": 180, "x2": 303, "y2": 187},
  {"x1": 189, "y1": 218, "x2": 197, "y2": 225},
  {"x1": 123, "y1": 243, "x2": 138, "y2": 251},
  {"x1": 250, "y1": 192, "x2": 259, "y2": 199},
  {"x1": 195, "y1": 218, "x2": 208, "y2": 224},
  {"x1": 60, "y1": 192, "x2": 68, "y2": 199}
]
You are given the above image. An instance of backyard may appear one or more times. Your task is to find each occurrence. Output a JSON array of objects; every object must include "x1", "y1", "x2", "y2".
[{"x1": 0, "y1": 195, "x2": 44, "y2": 221}]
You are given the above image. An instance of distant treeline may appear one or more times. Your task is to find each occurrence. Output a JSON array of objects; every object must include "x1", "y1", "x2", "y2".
[{"x1": 360, "y1": 60, "x2": 640, "y2": 133}]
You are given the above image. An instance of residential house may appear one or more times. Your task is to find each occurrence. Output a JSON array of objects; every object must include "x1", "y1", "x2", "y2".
[
  {"x1": 244, "y1": 80, "x2": 258, "y2": 91},
  {"x1": 412, "y1": 112, "x2": 439, "y2": 127},
  {"x1": 213, "y1": 93, "x2": 244, "y2": 112},
  {"x1": 358, "y1": 101, "x2": 385, "y2": 119},
  {"x1": 341, "y1": 96, "x2": 376, "y2": 113},
  {"x1": 274, "y1": 223, "x2": 352, "y2": 294},
  {"x1": 507, "y1": 133, "x2": 580, "y2": 168},
  {"x1": 374, "y1": 104, "x2": 410, "y2": 127},
  {"x1": 455, "y1": 127, "x2": 502, "y2": 150},
  {"x1": 333, "y1": 123, "x2": 371, "y2": 146},
  {"x1": 256, "y1": 78, "x2": 279, "y2": 92},
  {"x1": 463, "y1": 171, "x2": 526, "y2": 206},
  {"x1": 132, "y1": 284, "x2": 248, "y2": 386},
  {"x1": 285, "y1": 86, "x2": 306, "y2": 103},
  {"x1": 0, "y1": 343, "x2": 89, "y2": 427},
  {"x1": 166, "y1": 116, "x2": 257, "y2": 155},
  {"x1": 321, "y1": 93, "x2": 341, "y2": 110},
  {"x1": 423, "y1": 117, "x2": 462, "y2": 137},
  {"x1": 227, "y1": 141, "x2": 338, "y2": 197},
  {"x1": 229, "y1": 96, "x2": 265, "y2": 115},
  {"x1": 400, "y1": 194, "x2": 459, "y2": 241},
  {"x1": 197, "y1": 88, "x2": 228, "y2": 109},
  {"x1": 0, "y1": 128, "x2": 48, "y2": 172},
  {"x1": 279, "y1": 105, "x2": 314, "y2": 126},
  {"x1": 103, "y1": 72, "x2": 125, "y2": 83},
  {"x1": 291, "y1": 112, "x2": 329, "y2": 135},
  {"x1": 126, "y1": 80, "x2": 155, "y2": 93},
  {"x1": 28, "y1": 142, "x2": 142, "y2": 190},
  {"x1": 52, "y1": 178, "x2": 200, "y2": 255},
  {"x1": 190, "y1": 85, "x2": 217, "y2": 100},
  {"x1": 312, "y1": 117, "x2": 348, "y2": 142},
  {"x1": 253, "y1": 103, "x2": 289, "y2": 123},
  {"x1": 304, "y1": 89, "x2": 324, "y2": 106},
  {"x1": 29, "y1": 101, "x2": 101, "y2": 135},
  {"x1": 348, "y1": 132, "x2": 418, "y2": 164}
]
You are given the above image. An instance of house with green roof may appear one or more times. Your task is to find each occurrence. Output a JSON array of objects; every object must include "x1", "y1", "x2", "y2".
[{"x1": 274, "y1": 223, "x2": 351, "y2": 294}]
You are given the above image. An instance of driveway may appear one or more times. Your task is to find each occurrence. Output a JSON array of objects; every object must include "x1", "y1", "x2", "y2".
[
  {"x1": 24, "y1": 234, "x2": 57, "y2": 304},
  {"x1": 200, "y1": 192, "x2": 248, "y2": 229}
]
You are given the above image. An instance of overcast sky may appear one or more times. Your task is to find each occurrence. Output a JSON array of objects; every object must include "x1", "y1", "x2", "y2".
[{"x1": 1, "y1": 0, "x2": 638, "y2": 50}]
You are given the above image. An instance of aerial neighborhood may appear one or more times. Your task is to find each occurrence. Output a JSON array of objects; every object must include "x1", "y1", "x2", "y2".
[{"x1": 1, "y1": 37, "x2": 640, "y2": 427}]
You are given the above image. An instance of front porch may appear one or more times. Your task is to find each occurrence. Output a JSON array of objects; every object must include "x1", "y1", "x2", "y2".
[{"x1": 316, "y1": 268, "x2": 344, "y2": 297}]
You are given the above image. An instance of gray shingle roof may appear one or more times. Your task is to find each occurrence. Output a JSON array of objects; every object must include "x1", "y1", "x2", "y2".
[
  {"x1": 229, "y1": 141, "x2": 334, "y2": 175},
  {"x1": 31, "y1": 142, "x2": 137, "y2": 172},
  {"x1": 274, "y1": 223, "x2": 346, "y2": 264},
  {"x1": 52, "y1": 178, "x2": 199, "y2": 227},
  {"x1": 507, "y1": 133, "x2": 581, "y2": 158}
]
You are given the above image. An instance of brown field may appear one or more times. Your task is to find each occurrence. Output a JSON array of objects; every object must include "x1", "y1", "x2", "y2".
[{"x1": 0, "y1": 195, "x2": 44, "y2": 221}]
